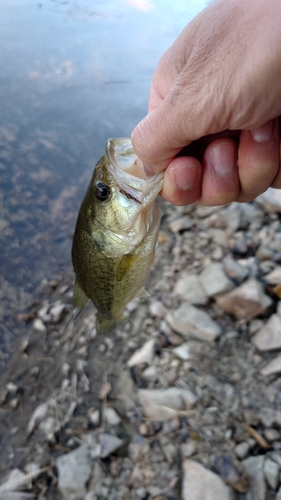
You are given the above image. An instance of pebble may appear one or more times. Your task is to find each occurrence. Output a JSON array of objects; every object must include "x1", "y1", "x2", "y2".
[
  {"x1": 181, "y1": 439, "x2": 198, "y2": 457},
  {"x1": 172, "y1": 343, "x2": 190, "y2": 361},
  {"x1": 216, "y1": 278, "x2": 272, "y2": 320},
  {"x1": 104, "y1": 407, "x2": 121, "y2": 426},
  {"x1": 168, "y1": 215, "x2": 193, "y2": 233},
  {"x1": 265, "y1": 429, "x2": 281, "y2": 442},
  {"x1": 57, "y1": 447, "x2": 91, "y2": 499},
  {"x1": 263, "y1": 266, "x2": 281, "y2": 284},
  {"x1": 166, "y1": 303, "x2": 221, "y2": 342},
  {"x1": 138, "y1": 387, "x2": 198, "y2": 420},
  {"x1": 199, "y1": 263, "x2": 235, "y2": 297},
  {"x1": 173, "y1": 274, "x2": 208, "y2": 305},
  {"x1": 260, "y1": 354, "x2": 281, "y2": 376},
  {"x1": 259, "y1": 408, "x2": 281, "y2": 427},
  {"x1": 149, "y1": 300, "x2": 166, "y2": 318},
  {"x1": 182, "y1": 460, "x2": 235, "y2": 500},
  {"x1": 88, "y1": 409, "x2": 100, "y2": 426},
  {"x1": 223, "y1": 256, "x2": 249, "y2": 283},
  {"x1": 242, "y1": 455, "x2": 266, "y2": 500},
  {"x1": 142, "y1": 365, "x2": 158, "y2": 382},
  {"x1": 127, "y1": 339, "x2": 155, "y2": 368},
  {"x1": 263, "y1": 457, "x2": 279, "y2": 489},
  {"x1": 234, "y1": 441, "x2": 250, "y2": 460},
  {"x1": 32, "y1": 318, "x2": 47, "y2": 333},
  {"x1": 99, "y1": 433, "x2": 124, "y2": 458},
  {"x1": 252, "y1": 314, "x2": 281, "y2": 351}
]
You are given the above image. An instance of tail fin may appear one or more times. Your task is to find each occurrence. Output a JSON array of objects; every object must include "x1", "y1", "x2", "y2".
[{"x1": 96, "y1": 314, "x2": 128, "y2": 335}]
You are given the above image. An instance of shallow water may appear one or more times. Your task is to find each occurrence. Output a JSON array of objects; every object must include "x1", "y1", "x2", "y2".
[{"x1": 0, "y1": 0, "x2": 206, "y2": 296}]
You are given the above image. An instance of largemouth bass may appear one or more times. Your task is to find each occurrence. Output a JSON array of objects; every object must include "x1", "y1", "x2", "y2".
[{"x1": 72, "y1": 138, "x2": 164, "y2": 334}]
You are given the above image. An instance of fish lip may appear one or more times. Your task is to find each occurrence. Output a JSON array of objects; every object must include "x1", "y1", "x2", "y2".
[{"x1": 105, "y1": 138, "x2": 164, "y2": 205}]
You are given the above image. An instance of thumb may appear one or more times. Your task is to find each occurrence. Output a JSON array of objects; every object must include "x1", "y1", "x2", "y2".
[{"x1": 131, "y1": 86, "x2": 204, "y2": 172}]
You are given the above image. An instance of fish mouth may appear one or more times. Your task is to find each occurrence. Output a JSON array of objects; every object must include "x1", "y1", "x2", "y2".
[{"x1": 106, "y1": 138, "x2": 164, "y2": 205}]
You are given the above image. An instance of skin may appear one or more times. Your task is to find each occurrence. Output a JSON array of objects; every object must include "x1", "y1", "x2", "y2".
[{"x1": 131, "y1": 0, "x2": 281, "y2": 206}]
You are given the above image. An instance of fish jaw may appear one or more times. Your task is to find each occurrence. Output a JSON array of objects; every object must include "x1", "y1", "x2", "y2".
[{"x1": 106, "y1": 138, "x2": 164, "y2": 207}]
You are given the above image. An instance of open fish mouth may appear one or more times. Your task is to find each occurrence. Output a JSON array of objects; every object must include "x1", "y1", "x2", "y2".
[{"x1": 106, "y1": 138, "x2": 164, "y2": 205}]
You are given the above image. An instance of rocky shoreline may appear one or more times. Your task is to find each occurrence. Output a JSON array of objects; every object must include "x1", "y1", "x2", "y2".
[{"x1": 1, "y1": 190, "x2": 281, "y2": 499}]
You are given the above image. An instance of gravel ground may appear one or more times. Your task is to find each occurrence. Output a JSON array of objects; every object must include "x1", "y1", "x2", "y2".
[{"x1": 1, "y1": 190, "x2": 281, "y2": 499}]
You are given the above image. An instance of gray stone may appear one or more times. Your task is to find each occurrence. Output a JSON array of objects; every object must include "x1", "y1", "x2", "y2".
[
  {"x1": 182, "y1": 460, "x2": 235, "y2": 500},
  {"x1": 234, "y1": 441, "x2": 250, "y2": 460},
  {"x1": 242, "y1": 456, "x2": 266, "y2": 500},
  {"x1": 263, "y1": 457, "x2": 279, "y2": 489},
  {"x1": 142, "y1": 365, "x2": 158, "y2": 382},
  {"x1": 259, "y1": 408, "x2": 281, "y2": 427},
  {"x1": 173, "y1": 274, "x2": 208, "y2": 305},
  {"x1": 32, "y1": 318, "x2": 47, "y2": 333},
  {"x1": 172, "y1": 343, "x2": 191, "y2": 361},
  {"x1": 223, "y1": 256, "x2": 248, "y2": 283},
  {"x1": 200, "y1": 263, "x2": 234, "y2": 297},
  {"x1": 127, "y1": 339, "x2": 155, "y2": 368},
  {"x1": 99, "y1": 433, "x2": 124, "y2": 458},
  {"x1": 149, "y1": 300, "x2": 166, "y2": 317},
  {"x1": 216, "y1": 279, "x2": 272, "y2": 321},
  {"x1": 181, "y1": 440, "x2": 198, "y2": 458},
  {"x1": 264, "y1": 266, "x2": 281, "y2": 285},
  {"x1": 57, "y1": 445, "x2": 92, "y2": 500},
  {"x1": 166, "y1": 303, "x2": 221, "y2": 342},
  {"x1": 139, "y1": 387, "x2": 198, "y2": 420},
  {"x1": 260, "y1": 354, "x2": 281, "y2": 376},
  {"x1": 252, "y1": 314, "x2": 281, "y2": 351}
]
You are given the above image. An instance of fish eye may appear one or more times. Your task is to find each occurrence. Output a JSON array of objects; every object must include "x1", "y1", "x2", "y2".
[{"x1": 94, "y1": 181, "x2": 110, "y2": 201}]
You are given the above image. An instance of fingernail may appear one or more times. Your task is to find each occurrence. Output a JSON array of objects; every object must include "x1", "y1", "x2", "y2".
[
  {"x1": 210, "y1": 142, "x2": 235, "y2": 176},
  {"x1": 250, "y1": 120, "x2": 274, "y2": 142},
  {"x1": 174, "y1": 164, "x2": 198, "y2": 190}
]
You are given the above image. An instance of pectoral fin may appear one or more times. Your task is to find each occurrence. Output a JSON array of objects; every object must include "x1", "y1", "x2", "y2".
[
  {"x1": 73, "y1": 280, "x2": 89, "y2": 318},
  {"x1": 117, "y1": 254, "x2": 138, "y2": 282}
]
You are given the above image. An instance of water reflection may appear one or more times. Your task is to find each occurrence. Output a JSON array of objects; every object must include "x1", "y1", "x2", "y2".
[{"x1": 0, "y1": 0, "x2": 206, "y2": 300}]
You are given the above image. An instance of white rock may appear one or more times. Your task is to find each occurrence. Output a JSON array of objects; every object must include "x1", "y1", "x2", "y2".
[
  {"x1": 242, "y1": 456, "x2": 266, "y2": 500},
  {"x1": 149, "y1": 300, "x2": 166, "y2": 317},
  {"x1": 49, "y1": 301, "x2": 66, "y2": 322},
  {"x1": 99, "y1": 433, "x2": 124, "y2": 458},
  {"x1": 260, "y1": 354, "x2": 281, "y2": 376},
  {"x1": 173, "y1": 343, "x2": 191, "y2": 361},
  {"x1": 264, "y1": 428, "x2": 280, "y2": 441},
  {"x1": 127, "y1": 339, "x2": 155, "y2": 368},
  {"x1": 252, "y1": 314, "x2": 281, "y2": 351},
  {"x1": 173, "y1": 274, "x2": 208, "y2": 305},
  {"x1": 142, "y1": 365, "x2": 158, "y2": 382},
  {"x1": 104, "y1": 407, "x2": 121, "y2": 426},
  {"x1": 57, "y1": 445, "x2": 92, "y2": 500},
  {"x1": 88, "y1": 409, "x2": 100, "y2": 426},
  {"x1": 200, "y1": 263, "x2": 234, "y2": 297},
  {"x1": 234, "y1": 441, "x2": 250, "y2": 460},
  {"x1": 0, "y1": 469, "x2": 31, "y2": 493},
  {"x1": 38, "y1": 416, "x2": 60, "y2": 443},
  {"x1": 32, "y1": 318, "x2": 47, "y2": 333},
  {"x1": 166, "y1": 303, "x2": 221, "y2": 342},
  {"x1": 216, "y1": 279, "x2": 272, "y2": 321},
  {"x1": 181, "y1": 440, "x2": 198, "y2": 458},
  {"x1": 139, "y1": 387, "x2": 198, "y2": 421},
  {"x1": 182, "y1": 460, "x2": 235, "y2": 500},
  {"x1": 263, "y1": 458, "x2": 279, "y2": 489},
  {"x1": 264, "y1": 266, "x2": 281, "y2": 284},
  {"x1": 256, "y1": 187, "x2": 281, "y2": 213}
]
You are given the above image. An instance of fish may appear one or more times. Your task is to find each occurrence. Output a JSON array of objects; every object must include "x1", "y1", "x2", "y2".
[{"x1": 71, "y1": 138, "x2": 164, "y2": 334}]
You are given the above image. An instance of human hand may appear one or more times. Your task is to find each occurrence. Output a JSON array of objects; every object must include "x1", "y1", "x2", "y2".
[{"x1": 131, "y1": 0, "x2": 281, "y2": 206}]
